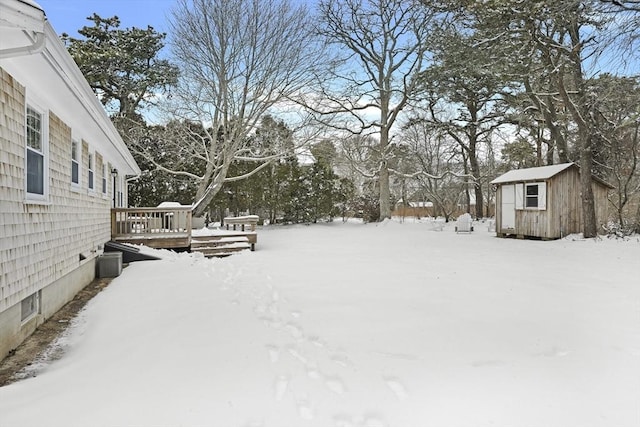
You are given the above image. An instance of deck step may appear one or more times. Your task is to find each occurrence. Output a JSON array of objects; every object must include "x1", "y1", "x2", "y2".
[
  {"x1": 190, "y1": 235, "x2": 252, "y2": 257},
  {"x1": 192, "y1": 243, "x2": 251, "y2": 257},
  {"x1": 191, "y1": 236, "x2": 249, "y2": 248}
]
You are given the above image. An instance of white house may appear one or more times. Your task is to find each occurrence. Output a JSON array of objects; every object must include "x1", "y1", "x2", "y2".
[{"x1": 0, "y1": 0, "x2": 140, "y2": 360}]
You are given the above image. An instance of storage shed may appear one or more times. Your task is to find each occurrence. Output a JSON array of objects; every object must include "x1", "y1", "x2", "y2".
[{"x1": 490, "y1": 163, "x2": 611, "y2": 239}]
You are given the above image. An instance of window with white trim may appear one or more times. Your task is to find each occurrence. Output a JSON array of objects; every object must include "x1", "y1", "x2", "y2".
[
  {"x1": 102, "y1": 162, "x2": 108, "y2": 194},
  {"x1": 88, "y1": 152, "x2": 94, "y2": 190},
  {"x1": 25, "y1": 105, "x2": 48, "y2": 199},
  {"x1": 117, "y1": 175, "x2": 124, "y2": 207},
  {"x1": 71, "y1": 140, "x2": 80, "y2": 185},
  {"x1": 21, "y1": 292, "x2": 40, "y2": 323},
  {"x1": 526, "y1": 184, "x2": 539, "y2": 207},
  {"x1": 524, "y1": 182, "x2": 546, "y2": 210}
]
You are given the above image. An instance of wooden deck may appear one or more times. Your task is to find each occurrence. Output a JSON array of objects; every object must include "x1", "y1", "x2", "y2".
[
  {"x1": 111, "y1": 209, "x2": 258, "y2": 256},
  {"x1": 111, "y1": 207, "x2": 193, "y2": 249}
]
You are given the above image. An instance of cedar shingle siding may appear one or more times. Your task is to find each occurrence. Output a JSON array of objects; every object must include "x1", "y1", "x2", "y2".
[
  {"x1": 1, "y1": 68, "x2": 111, "y2": 359},
  {"x1": 1, "y1": 0, "x2": 139, "y2": 361},
  {"x1": 1, "y1": 68, "x2": 108, "y2": 311}
]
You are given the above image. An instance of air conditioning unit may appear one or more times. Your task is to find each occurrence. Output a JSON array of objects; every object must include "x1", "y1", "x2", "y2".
[{"x1": 98, "y1": 252, "x2": 122, "y2": 278}]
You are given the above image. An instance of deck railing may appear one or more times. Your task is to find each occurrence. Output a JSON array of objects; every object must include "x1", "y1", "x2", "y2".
[{"x1": 111, "y1": 207, "x2": 192, "y2": 247}]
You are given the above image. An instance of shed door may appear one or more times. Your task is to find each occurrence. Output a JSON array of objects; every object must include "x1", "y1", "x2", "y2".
[{"x1": 501, "y1": 184, "x2": 516, "y2": 229}]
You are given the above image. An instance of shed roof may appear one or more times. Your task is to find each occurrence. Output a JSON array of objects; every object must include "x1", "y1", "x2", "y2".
[{"x1": 490, "y1": 163, "x2": 575, "y2": 184}]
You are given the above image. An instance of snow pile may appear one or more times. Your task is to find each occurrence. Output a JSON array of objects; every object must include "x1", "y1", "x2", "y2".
[{"x1": 1, "y1": 220, "x2": 638, "y2": 427}]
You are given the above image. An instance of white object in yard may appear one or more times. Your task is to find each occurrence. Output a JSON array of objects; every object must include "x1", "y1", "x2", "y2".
[
  {"x1": 430, "y1": 219, "x2": 445, "y2": 231},
  {"x1": 455, "y1": 213, "x2": 473, "y2": 233}
]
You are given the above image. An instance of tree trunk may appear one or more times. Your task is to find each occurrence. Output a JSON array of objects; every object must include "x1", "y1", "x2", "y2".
[
  {"x1": 192, "y1": 162, "x2": 230, "y2": 217},
  {"x1": 192, "y1": 182, "x2": 220, "y2": 217},
  {"x1": 378, "y1": 87, "x2": 392, "y2": 220},
  {"x1": 467, "y1": 128, "x2": 484, "y2": 218},
  {"x1": 563, "y1": 16, "x2": 598, "y2": 238},
  {"x1": 580, "y1": 135, "x2": 598, "y2": 237},
  {"x1": 545, "y1": 93, "x2": 569, "y2": 163},
  {"x1": 524, "y1": 77, "x2": 569, "y2": 164},
  {"x1": 379, "y1": 162, "x2": 391, "y2": 220}
]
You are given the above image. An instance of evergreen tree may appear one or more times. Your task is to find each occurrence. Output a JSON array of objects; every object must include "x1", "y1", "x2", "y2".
[
  {"x1": 307, "y1": 162, "x2": 338, "y2": 222},
  {"x1": 63, "y1": 14, "x2": 180, "y2": 207},
  {"x1": 62, "y1": 14, "x2": 178, "y2": 119}
]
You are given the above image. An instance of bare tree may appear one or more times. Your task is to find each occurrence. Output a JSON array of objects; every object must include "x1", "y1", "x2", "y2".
[
  {"x1": 401, "y1": 118, "x2": 464, "y2": 221},
  {"x1": 314, "y1": 0, "x2": 436, "y2": 220},
  {"x1": 600, "y1": 0, "x2": 640, "y2": 12},
  {"x1": 417, "y1": 27, "x2": 510, "y2": 219},
  {"x1": 150, "y1": 0, "x2": 323, "y2": 216}
]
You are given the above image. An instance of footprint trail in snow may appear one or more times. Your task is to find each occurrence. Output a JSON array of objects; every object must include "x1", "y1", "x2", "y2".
[{"x1": 212, "y1": 263, "x2": 408, "y2": 423}]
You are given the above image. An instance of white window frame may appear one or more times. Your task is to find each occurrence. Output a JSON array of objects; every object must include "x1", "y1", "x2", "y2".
[
  {"x1": 118, "y1": 175, "x2": 124, "y2": 207},
  {"x1": 21, "y1": 291, "x2": 40, "y2": 323},
  {"x1": 25, "y1": 101, "x2": 49, "y2": 202},
  {"x1": 71, "y1": 139, "x2": 80, "y2": 187},
  {"x1": 88, "y1": 151, "x2": 95, "y2": 191},
  {"x1": 524, "y1": 182, "x2": 547, "y2": 210},
  {"x1": 102, "y1": 162, "x2": 108, "y2": 195}
]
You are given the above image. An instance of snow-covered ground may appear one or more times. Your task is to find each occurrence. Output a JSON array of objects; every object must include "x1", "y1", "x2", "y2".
[{"x1": 1, "y1": 219, "x2": 639, "y2": 427}]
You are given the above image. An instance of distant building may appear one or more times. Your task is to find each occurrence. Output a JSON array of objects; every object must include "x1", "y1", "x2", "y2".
[
  {"x1": 0, "y1": 0, "x2": 140, "y2": 360},
  {"x1": 393, "y1": 200, "x2": 434, "y2": 218}
]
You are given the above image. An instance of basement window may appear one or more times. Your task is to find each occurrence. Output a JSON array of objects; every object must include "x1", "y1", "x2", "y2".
[{"x1": 21, "y1": 292, "x2": 40, "y2": 323}]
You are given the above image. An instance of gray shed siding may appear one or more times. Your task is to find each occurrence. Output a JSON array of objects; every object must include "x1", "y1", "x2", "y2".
[{"x1": 494, "y1": 165, "x2": 609, "y2": 239}]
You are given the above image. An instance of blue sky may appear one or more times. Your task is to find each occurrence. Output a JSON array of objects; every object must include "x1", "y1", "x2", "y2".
[{"x1": 37, "y1": 0, "x2": 175, "y2": 37}]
